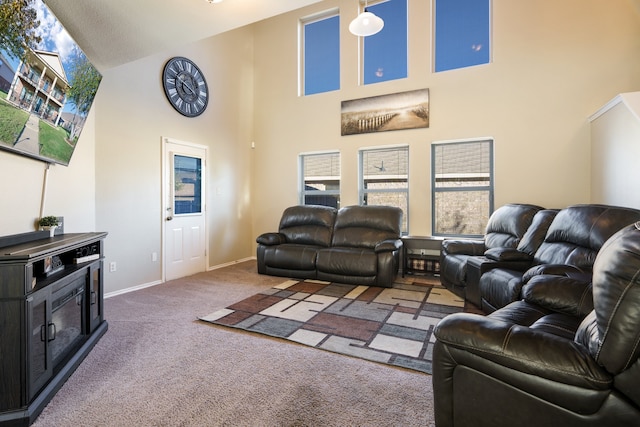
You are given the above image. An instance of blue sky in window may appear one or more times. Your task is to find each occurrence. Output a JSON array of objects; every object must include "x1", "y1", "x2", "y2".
[
  {"x1": 304, "y1": 15, "x2": 340, "y2": 95},
  {"x1": 364, "y1": 0, "x2": 408, "y2": 84},
  {"x1": 435, "y1": 0, "x2": 490, "y2": 72}
]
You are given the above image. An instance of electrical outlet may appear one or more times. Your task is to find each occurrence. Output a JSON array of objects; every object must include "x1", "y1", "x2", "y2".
[
  {"x1": 152, "y1": 252, "x2": 158, "y2": 262},
  {"x1": 109, "y1": 261, "x2": 117, "y2": 272}
]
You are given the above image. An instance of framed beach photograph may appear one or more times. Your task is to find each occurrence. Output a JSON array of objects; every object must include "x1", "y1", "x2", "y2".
[
  {"x1": 341, "y1": 88, "x2": 429, "y2": 136},
  {"x1": 0, "y1": 0, "x2": 102, "y2": 166}
]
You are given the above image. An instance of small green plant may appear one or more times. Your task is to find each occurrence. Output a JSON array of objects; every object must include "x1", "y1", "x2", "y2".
[{"x1": 38, "y1": 216, "x2": 59, "y2": 227}]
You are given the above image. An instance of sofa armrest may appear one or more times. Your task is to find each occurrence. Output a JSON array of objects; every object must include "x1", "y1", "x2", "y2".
[
  {"x1": 484, "y1": 247, "x2": 534, "y2": 262},
  {"x1": 375, "y1": 238, "x2": 402, "y2": 253},
  {"x1": 434, "y1": 313, "x2": 610, "y2": 390},
  {"x1": 522, "y1": 263, "x2": 592, "y2": 283},
  {"x1": 521, "y1": 274, "x2": 593, "y2": 317},
  {"x1": 441, "y1": 239, "x2": 485, "y2": 256},
  {"x1": 256, "y1": 232, "x2": 286, "y2": 246}
]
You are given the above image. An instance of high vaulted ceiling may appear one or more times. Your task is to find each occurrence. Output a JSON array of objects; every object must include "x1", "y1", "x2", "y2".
[{"x1": 44, "y1": 0, "x2": 323, "y2": 71}]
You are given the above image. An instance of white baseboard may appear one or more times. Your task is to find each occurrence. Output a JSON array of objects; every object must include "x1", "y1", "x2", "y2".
[
  {"x1": 105, "y1": 257, "x2": 257, "y2": 298},
  {"x1": 105, "y1": 280, "x2": 163, "y2": 299},
  {"x1": 207, "y1": 256, "x2": 256, "y2": 271}
]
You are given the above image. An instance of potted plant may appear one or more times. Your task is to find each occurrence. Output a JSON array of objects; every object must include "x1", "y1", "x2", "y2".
[{"x1": 39, "y1": 216, "x2": 59, "y2": 237}]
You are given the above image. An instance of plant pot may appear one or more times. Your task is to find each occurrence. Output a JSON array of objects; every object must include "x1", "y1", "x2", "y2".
[{"x1": 41, "y1": 226, "x2": 57, "y2": 237}]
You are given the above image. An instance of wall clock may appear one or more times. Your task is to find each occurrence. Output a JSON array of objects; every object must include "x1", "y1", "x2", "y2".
[{"x1": 162, "y1": 57, "x2": 209, "y2": 117}]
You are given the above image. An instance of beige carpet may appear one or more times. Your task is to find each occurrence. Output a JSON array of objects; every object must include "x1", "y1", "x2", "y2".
[{"x1": 32, "y1": 261, "x2": 440, "y2": 427}]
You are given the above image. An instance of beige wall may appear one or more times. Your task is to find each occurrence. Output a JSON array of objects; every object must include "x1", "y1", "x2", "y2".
[
  {"x1": 1, "y1": 0, "x2": 639, "y2": 295},
  {"x1": 94, "y1": 28, "x2": 255, "y2": 294},
  {"x1": 0, "y1": 108, "x2": 97, "y2": 235},
  {"x1": 251, "y1": 0, "x2": 640, "y2": 238},
  {"x1": 590, "y1": 93, "x2": 640, "y2": 209}
]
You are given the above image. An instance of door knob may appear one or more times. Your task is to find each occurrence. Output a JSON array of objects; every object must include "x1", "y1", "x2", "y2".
[{"x1": 166, "y1": 216, "x2": 173, "y2": 221}]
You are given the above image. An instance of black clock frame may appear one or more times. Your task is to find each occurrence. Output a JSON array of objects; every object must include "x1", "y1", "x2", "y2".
[{"x1": 162, "y1": 57, "x2": 209, "y2": 117}]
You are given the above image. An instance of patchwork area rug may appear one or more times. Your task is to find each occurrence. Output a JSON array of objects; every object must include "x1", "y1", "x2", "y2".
[{"x1": 199, "y1": 278, "x2": 468, "y2": 375}]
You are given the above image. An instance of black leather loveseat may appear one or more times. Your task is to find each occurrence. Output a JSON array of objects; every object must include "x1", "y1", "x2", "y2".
[
  {"x1": 432, "y1": 221, "x2": 640, "y2": 427},
  {"x1": 256, "y1": 204, "x2": 403, "y2": 287}
]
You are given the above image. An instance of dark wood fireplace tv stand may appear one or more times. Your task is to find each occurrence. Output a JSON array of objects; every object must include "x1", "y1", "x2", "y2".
[{"x1": 0, "y1": 232, "x2": 108, "y2": 426}]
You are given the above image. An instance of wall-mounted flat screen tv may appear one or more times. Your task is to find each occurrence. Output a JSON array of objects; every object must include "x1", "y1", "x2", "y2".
[{"x1": 0, "y1": 0, "x2": 101, "y2": 166}]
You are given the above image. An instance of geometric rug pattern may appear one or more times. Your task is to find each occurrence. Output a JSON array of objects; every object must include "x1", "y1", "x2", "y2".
[{"x1": 199, "y1": 278, "x2": 467, "y2": 375}]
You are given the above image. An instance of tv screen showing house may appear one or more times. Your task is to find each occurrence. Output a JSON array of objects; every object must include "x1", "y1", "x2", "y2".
[{"x1": 0, "y1": 0, "x2": 102, "y2": 166}]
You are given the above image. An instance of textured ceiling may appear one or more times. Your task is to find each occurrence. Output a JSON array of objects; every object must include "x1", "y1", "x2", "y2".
[{"x1": 43, "y1": 0, "x2": 323, "y2": 71}]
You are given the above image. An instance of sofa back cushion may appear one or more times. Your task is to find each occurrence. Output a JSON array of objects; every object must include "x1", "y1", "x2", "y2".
[
  {"x1": 278, "y1": 205, "x2": 337, "y2": 247},
  {"x1": 534, "y1": 204, "x2": 640, "y2": 268},
  {"x1": 331, "y1": 205, "x2": 402, "y2": 249},
  {"x1": 575, "y1": 222, "x2": 640, "y2": 406},
  {"x1": 516, "y1": 209, "x2": 559, "y2": 255},
  {"x1": 484, "y1": 203, "x2": 544, "y2": 250}
]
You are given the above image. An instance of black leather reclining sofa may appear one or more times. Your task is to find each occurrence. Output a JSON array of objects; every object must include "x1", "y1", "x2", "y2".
[
  {"x1": 256, "y1": 204, "x2": 403, "y2": 287},
  {"x1": 432, "y1": 221, "x2": 640, "y2": 426},
  {"x1": 441, "y1": 203, "x2": 640, "y2": 313}
]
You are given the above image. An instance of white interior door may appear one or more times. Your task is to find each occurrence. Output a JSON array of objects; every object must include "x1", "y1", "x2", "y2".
[{"x1": 162, "y1": 137, "x2": 207, "y2": 281}]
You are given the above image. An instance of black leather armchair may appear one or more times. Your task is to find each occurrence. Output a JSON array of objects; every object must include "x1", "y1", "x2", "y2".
[
  {"x1": 432, "y1": 221, "x2": 640, "y2": 427},
  {"x1": 440, "y1": 203, "x2": 545, "y2": 298}
]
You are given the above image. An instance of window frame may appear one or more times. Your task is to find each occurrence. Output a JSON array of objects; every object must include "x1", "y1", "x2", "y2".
[
  {"x1": 298, "y1": 150, "x2": 341, "y2": 208},
  {"x1": 360, "y1": 0, "x2": 409, "y2": 86},
  {"x1": 431, "y1": 138, "x2": 494, "y2": 237},
  {"x1": 299, "y1": 9, "x2": 341, "y2": 96},
  {"x1": 358, "y1": 145, "x2": 409, "y2": 234},
  {"x1": 433, "y1": 0, "x2": 492, "y2": 73}
]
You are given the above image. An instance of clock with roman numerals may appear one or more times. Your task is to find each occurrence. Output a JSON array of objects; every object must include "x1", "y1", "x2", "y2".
[{"x1": 162, "y1": 57, "x2": 209, "y2": 117}]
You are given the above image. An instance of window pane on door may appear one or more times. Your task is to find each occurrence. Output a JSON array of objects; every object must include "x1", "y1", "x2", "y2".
[{"x1": 174, "y1": 154, "x2": 202, "y2": 214}]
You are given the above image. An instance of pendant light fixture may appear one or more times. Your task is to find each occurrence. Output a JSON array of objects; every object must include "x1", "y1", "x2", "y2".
[{"x1": 349, "y1": 1, "x2": 384, "y2": 37}]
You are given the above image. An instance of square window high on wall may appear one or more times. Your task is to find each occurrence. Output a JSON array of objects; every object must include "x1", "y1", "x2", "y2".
[
  {"x1": 434, "y1": 0, "x2": 491, "y2": 72},
  {"x1": 363, "y1": 0, "x2": 408, "y2": 85},
  {"x1": 301, "y1": 10, "x2": 340, "y2": 95},
  {"x1": 432, "y1": 139, "x2": 494, "y2": 237},
  {"x1": 299, "y1": 151, "x2": 341, "y2": 208}
]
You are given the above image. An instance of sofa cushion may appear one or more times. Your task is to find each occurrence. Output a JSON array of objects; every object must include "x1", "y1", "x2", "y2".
[
  {"x1": 484, "y1": 247, "x2": 533, "y2": 262},
  {"x1": 479, "y1": 268, "x2": 524, "y2": 312},
  {"x1": 515, "y1": 209, "x2": 559, "y2": 255},
  {"x1": 278, "y1": 205, "x2": 337, "y2": 247},
  {"x1": 263, "y1": 244, "x2": 321, "y2": 271},
  {"x1": 331, "y1": 205, "x2": 402, "y2": 249},
  {"x1": 316, "y1": 247, "x2": 378, "y2": 277},
  {"x1": 577, "y1": 222, "x2": 640, "y2": 378},
  {"x1": 533, "y1": 204, "x2": 640, "y2": 268},
  {"x1": 522, "y1": 274, "x2": 593, "y2": 317},
  {"x1": 483, "y1": 203, "x2": 544, "y2": 249}
]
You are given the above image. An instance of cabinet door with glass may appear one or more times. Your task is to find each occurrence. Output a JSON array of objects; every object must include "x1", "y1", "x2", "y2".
[
  {"x1": 27, "y1": 288, "x2": 52, "y2": 400},
  {"x1": 87, "y1": 262, "x2": 103, "y2": 333}
]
